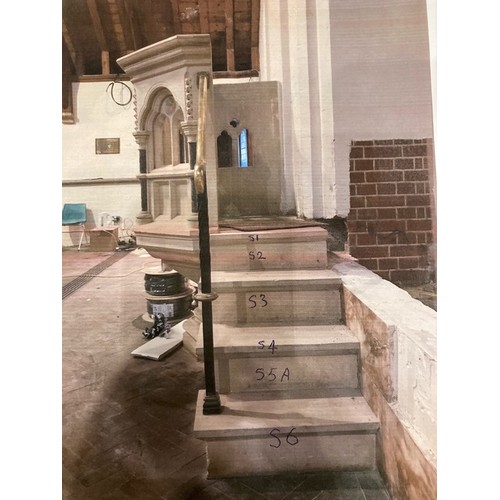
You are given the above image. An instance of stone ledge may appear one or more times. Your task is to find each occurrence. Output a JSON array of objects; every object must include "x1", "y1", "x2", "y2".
[
  {"x1": 211, "y1": 269, "x2": 342, "y2": 290},
  {"x1": 193, "y1": 391, "x2": 379, "y2": 439},
  {"x1": 332, "y1": 252, "x2": 437, "y2": 476},
  {"x1": 62, "y1": 177, "x2": 139, "y2": 186},
  {"x1": 197, "y1": 323, "x2": 358, "y2": 356},
  {"x1": 211, "y1": 226, "x2": 329, "y2": 244},
  {"x1": 331, "y1": 254, "x2": 436, "y2": 360},
  {"x1": 363, "y1": 371, "x2": 437, "y2": 500}
]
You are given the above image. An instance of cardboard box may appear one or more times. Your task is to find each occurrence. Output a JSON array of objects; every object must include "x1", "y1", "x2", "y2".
[{"x1": 89, "y1": 226, "x2": 119, "y2": 251}]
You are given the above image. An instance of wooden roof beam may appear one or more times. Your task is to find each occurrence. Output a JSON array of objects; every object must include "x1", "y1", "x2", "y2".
[
  {"x1": 123, "y1": 0, "x2": 143, "y2": 50},
  {"x1": 198, "y1": 0, "x2": 210, "y2": 34},
  {"x1": 170, "y1": 0, "x2": 182, "y2": 34},
  {"x1": 115, "y1": 0, "x2": 136, "y2": 52},
  {"x1": 225, "y1": 0, "x2": 235, "y2": 71},
  {"x1": 62, "y1": 19, "x2": 77, "y2": 65},
  {"x1": 86, "y1": 0, "x2": 110, "y2": 74},
  {"x1": 62, "y1": 37, "x2": 76, "y2": 75},
  {"x1": 62, "y1": 19, "x2": 84, "y2": 75},
  {"x1": 251, "y1": 0, "x2": 260, "y2": 70}
]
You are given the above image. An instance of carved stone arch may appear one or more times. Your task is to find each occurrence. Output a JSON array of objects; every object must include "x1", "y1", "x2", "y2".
[
  {"x1": 160, "y1": 95, "x2": 177, "y2": 117},
  {"x1": 140, "y1": 87, "x2": 186, "y2": 168},
  {"x1": 138, "y1": 85, "x2": 180, "y2": 132}
]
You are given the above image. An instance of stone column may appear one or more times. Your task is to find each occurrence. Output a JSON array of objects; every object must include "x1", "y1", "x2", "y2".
[
  {"x1": 259, "y1": 0, "x2": 338, "y2": 218},
  {"x1": 133, "y1": 130, "x2": 153, "y2": 225},
  {"x1": 181, "y1": 120, "x2": 199, "y2": 217}
]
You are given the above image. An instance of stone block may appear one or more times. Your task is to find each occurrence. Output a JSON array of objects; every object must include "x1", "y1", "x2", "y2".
[
  {"x1": 193, "y1": 392, "x2": 379, "y2": 478},
  {"x1": 208, "y1": 269, "x2": 343, "y2": 325},
  {"x1": 362, "y1": 372, "x2": 436, "y2": 500},
  {"x1": 397, "y1": 334, "x2": 437, "y2": 454},
  {"x1": 224, "y1": 354, "x2": 359, "y2": 394},
  {"x1": 210, "y1": 227, "x2": 328, "y2": 272},
  {"x1": 343, "y1": 288, "x2": 397, "y2": 402},
  {"x1": 205, "y1": 433, "x2": 376, "y2": 478},
  {"x1": 196, "y1": 323, "x2": 361, "y2": 395},
  {"x1": 211, "y1": 288, "x2": 342, "y2": 325},
  {"x1": 332, "y1": 256, "x2": 437, "y2": 485}
]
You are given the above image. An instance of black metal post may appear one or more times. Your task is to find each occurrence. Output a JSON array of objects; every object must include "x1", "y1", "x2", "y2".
[
  {"x1": 193, "y1": 71, "x2": 222, "y2": 415},
  {"x1": 139, "y1": 148, "x2": 148, "y2": 212},
  {"x1": 197, "y1": 181, "x2": 222, "y2": 415},
  {"x1": 189, "y1": 141, "x2": 198, "y2": 213}
]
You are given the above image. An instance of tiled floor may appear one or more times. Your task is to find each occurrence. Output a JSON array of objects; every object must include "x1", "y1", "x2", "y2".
[{"x1": 62, "y1": 247, "x2": 392, "y2": 499}]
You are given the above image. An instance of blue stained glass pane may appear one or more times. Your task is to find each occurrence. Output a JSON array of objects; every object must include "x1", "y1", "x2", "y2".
[{"x1": 239, "y1": 129, "x2": 248, "y2": 167}]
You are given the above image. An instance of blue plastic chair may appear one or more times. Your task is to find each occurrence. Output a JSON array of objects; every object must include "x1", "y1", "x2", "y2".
[{"x1": 62, "y1": 203, "x2": 88, "y2": 250}]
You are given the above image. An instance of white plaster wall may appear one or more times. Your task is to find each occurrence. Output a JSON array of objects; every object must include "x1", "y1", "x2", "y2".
[
  {"x1": 331, "y1": 0, "x2": 434, "y2": 217},
  {"x1": 260, "y1": 0, "x2": 434, "y2": 218},
  {"x1": 426, "y1": 0, "x2": 437, "y2": 138},
  {"x1": 62, "y1": 184, "x2": 139, "y2": 229},
  {"x1": 62, "y1": 82, "x2": 140, "y2": 224}
]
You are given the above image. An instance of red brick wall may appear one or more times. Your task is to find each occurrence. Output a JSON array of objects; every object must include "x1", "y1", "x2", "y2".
[{"x1": 348, "y1": 139, "x2": 435, "y2": 286}]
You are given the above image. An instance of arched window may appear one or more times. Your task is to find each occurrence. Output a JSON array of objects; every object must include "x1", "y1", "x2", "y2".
[
  {"x1": 150, "y1": 94, "x2": 186, "y2": 168},
  {"x1": 217, "y1": 130, "x2": 233, "y2": 168},
  {"x1": 216, "y1": 127, "x2": 251, "y2": 168}
]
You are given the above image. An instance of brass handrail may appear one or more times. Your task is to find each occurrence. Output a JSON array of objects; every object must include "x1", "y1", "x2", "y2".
[{"x1": 194, "y1": 73, "x2": 208, "y2": 194}]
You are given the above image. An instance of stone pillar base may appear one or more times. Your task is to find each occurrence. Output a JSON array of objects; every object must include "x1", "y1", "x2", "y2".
[{"x1": 136, "y1": 211, "x2": 153, "y2": 225}]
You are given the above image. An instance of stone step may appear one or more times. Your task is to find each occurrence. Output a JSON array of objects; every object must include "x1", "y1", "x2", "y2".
[
  {"x1": 198, "y1": 269, "x2": 343, "y2": 325},
  {"x1": 193, "y1": 391, "x2": 379, "y2": 478},
  {"x1": 196, "y1": 324, "x2": 361, "y2": 395},
  {"x1": 210, "y1": 226, "x2": 329, "y2": 272}
]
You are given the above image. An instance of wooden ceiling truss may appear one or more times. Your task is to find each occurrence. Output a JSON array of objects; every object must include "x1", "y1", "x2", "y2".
[{"x1": 62, "y1": 0, "x2": 260, "y2": 120}]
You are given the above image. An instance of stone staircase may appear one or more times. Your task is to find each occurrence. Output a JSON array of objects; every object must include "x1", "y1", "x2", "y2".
[{"x1": 192, "y1": 225, "x2": 379, "y2": 478}]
